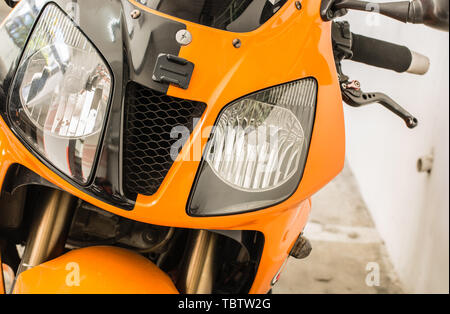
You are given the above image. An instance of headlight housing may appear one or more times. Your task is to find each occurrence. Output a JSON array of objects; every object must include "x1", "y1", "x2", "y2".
[
  {"x1": 188, "y1": 78, "x2": 317, "y2": 216},
  {"x1": 9, "y1": 4, "x2": 112, "y2": 185}
]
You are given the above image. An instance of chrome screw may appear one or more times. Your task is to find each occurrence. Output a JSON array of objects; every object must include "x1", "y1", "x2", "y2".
[
  {"x1": 232, "y1": 38, "x2": 242, "y2": 48},
  {"x1": 131, "y1": 9, "x2": 141, "y2": 19},
  {"x1": 176, "y1": 29, "x2": 193, "y2": 46},
  {"x1": 295, "y1": 1, "x2": 302, "y2": 10}
]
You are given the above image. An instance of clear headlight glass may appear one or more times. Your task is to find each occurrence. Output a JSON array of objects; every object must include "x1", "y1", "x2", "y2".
[
  {"x1": 205, "y1": 99, "x2": 305, "y2": 192},
  {"x1": 9, "y1": 4, "x2": 112, "y2": 184},
  {"x1": 188, "y1": 78, "x2": 317, "y2": 216}
]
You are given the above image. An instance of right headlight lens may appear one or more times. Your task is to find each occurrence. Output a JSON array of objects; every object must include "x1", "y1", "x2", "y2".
[
  {"x1": 205, "y1": 99, "x2": 305, "y2": 192},
  {"x1": 188, "y1": 78, "x2": 317, "y2": 216}
]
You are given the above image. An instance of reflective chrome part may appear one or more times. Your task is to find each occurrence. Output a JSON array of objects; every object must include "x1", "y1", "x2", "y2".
[
  {"x1": 17, "y1": 190, "x2": 77, "y2": 275},
  {"x1": 130, "y1": 9, "x2": 141, "y2": 19},
  {"x1": 178, "y1": 230, "x2": 217, "y2": 294},
  {"x1": 1, "y1": 263, "x2": 15, "y2": 294},
  {"x1": 175, "y1": 29, "x2": 192, "y2": 46}
]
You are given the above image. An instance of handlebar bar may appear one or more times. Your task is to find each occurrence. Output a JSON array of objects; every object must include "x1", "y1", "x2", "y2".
[{"x1": 326, "y1": 0, "x2": 449, "y2": 31}]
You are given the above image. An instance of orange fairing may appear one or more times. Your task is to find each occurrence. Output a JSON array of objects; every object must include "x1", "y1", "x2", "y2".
[
  {"x1": 0, "y1": 0, "x2": 345, "y2": 293},
  {"x1": 0, "y1": 252, "x2": 5, "y2": 294},
  {"x1": 13, "y1": 246, "x2": 179, "y2": 294}
]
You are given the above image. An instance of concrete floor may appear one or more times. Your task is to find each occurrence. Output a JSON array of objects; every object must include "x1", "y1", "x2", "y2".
[
  {"x1": 274, "y1": 164, "x2": 403, "y2": 294},
  {"x1": 0, "y1": 3, "x2": 403, "y2": 294}
]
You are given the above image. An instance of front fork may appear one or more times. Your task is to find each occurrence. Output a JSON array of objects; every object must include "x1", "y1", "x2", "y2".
[
  {"x1": 4, "y1": 190, "x2": 295, "y2": 294},
  {"x1": 14, "y1": 189, "x2": 77, "y2": 283},
  {"x1": 178, "y1": 230, "x2": 217, "y2": 294},
  {"x1": 6, "y1": 189, "x2": 218, "y2": 294}
]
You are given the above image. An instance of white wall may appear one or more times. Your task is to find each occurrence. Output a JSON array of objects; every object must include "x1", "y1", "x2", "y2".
[{"x1": 341, "y1": 2, "x2": 449, "y2": 293}]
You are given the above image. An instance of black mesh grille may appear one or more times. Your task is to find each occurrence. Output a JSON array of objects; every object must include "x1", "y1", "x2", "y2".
[{"x1": 123, "y1": 82, "x2": 206, "y2": 198}]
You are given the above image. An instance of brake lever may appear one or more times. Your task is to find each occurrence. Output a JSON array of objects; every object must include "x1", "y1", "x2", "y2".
[
  {"x1": 332, "y1": 22, "x2": 419, "y2": 129},
  {"x1": 341, "y1": 80, "x2": 419, "y2": 129}
]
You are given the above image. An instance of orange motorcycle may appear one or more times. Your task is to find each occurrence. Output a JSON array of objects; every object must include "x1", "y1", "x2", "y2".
[{"x1": 0, "y1": 0, "x2": 448, "y2": 294}]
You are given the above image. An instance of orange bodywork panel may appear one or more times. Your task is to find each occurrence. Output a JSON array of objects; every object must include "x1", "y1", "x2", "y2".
[
  {"x1": 0, "y1": 252, "x2": 5, "y2": 294},
  {"x1": 0, "y1": 0, "x2": 345, "y2": 293},
  {"x1": 12, "y1": 246, "x2": 179, "y2": 294}
]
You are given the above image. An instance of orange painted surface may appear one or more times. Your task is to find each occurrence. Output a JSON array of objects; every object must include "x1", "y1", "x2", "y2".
[
  {"x1": 0, "y1": 0, "x2": 345, "y2": 293},
  {"x1": 13, "y1": 246, "x2": 179, "y2": 294},
  {"x1": 0, "y1": 252, "x2": 5, "y2": 294}
]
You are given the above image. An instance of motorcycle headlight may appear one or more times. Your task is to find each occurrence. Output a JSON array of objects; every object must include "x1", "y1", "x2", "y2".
[
  {"x1": 9, "y1": 4, "x2": 112, "y2": 184},
  {"x1": 188, "y1": 78, "x2": 317, "y2": 216}
]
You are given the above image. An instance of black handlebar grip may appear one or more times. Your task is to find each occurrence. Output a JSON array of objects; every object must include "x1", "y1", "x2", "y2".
[{"x1": 351, "y1": 33, "x2": 413, "y2": 73}]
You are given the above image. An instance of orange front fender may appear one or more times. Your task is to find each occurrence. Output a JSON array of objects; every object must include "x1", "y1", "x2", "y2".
[{"x1": 13, "y1": 246, "x2": 178, "y2": 294}]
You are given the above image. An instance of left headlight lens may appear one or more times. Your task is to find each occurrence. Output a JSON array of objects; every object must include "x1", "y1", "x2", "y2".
[{"x1": 9, "y1": 4, "x2": 112, "y2": 184}]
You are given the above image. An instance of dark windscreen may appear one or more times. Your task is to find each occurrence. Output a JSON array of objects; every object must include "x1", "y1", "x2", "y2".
[{"x1": 144, "y1": 0, "x2": 288, "y2": 32}]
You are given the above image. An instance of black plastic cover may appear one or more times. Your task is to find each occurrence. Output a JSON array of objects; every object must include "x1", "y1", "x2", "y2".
[{"x1": 153, "y1": 54, "x2": 195, "y2": 90}]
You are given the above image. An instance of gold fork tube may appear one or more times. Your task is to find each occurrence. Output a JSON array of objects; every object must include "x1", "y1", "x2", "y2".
[
  {"x1": 179, "y1": 230, "x2": 217, "y2": 294},
  {"x1": 17, "y1": 189, "x2": 76, "y2": 275}
]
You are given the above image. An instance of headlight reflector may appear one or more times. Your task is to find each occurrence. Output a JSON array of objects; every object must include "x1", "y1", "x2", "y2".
[
  {"x1": 9, "y1": 4, "x2": 112, "y2": 184},
  {"x1": 205, "y1": 99, "x2": 305, "y2": 192},
  {"x1": 189, "y1": 78, "x2": 317, "y2": 216}
]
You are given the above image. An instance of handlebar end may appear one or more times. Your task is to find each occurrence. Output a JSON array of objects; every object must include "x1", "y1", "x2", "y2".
[{"x1": 407, "y1": 51, "x2": 431, "y2": 75}]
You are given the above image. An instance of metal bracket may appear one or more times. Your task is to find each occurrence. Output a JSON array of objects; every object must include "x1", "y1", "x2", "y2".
[
  {"x1": 321, "y1": 0, "x2": 349, "y2": 21},
  {"x1": 332, "y1": 21, "x2": 353, "y2": 62},
  {"x1": 290, "y1": 235, "x2": 312, "y2": 259}
]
